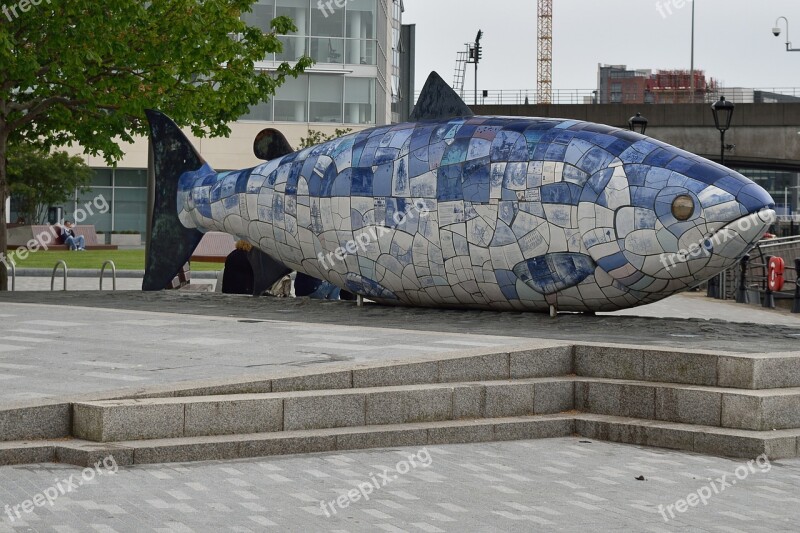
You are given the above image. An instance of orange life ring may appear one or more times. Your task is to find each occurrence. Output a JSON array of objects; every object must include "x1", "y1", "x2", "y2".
[{"x1": 768, "y1": 257, "x2": 785, "y2": 292}]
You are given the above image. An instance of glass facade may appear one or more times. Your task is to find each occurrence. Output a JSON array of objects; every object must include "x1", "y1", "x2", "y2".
[
  {"x1": 62, "y1": 169, "x2": 148, "y2": 234},
  {"x1": 240, "y1": 0, "x2": 382, "y2": 125},
  {"x1": 737, "y1": 168, "x2": 800, "y2": 216}
]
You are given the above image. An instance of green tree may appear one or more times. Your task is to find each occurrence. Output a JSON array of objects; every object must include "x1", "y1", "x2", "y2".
[
  {"x1": 8, "y1": 144, "x2": 92, "y2": 224},
  {"x1": 0, "y1": 0, "x2": 313, "y2": 290},
  {"x1": 299, "y1": 128, "x2": 354, "y2": 148}
]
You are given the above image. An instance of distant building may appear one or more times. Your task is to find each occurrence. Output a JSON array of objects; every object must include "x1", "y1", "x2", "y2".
[{"x1": 597, "y1": 64, "x2": 716, "y2": 104}]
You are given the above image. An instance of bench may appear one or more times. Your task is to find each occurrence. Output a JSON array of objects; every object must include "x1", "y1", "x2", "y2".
[
  {"x1": 6, "y1": 225, "x2": 118, "y2": 251},
  {"x1": 191, "y1": 232, "x2": 236, "y2": 263}
]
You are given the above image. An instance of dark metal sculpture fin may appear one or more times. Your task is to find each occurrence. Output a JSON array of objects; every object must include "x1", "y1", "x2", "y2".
[
  {"x1": 247, "y1": 248, "x2": 292, "y2": 296},
  {"x1": 410, "y1": 71, "x2": 474, "y2": 121},
  {"x1": 142, "y1": 110, "x2": 206, "y2": 291},
  {"x1": 254, "y1": 128, "x2": 295, "y2": 161}
]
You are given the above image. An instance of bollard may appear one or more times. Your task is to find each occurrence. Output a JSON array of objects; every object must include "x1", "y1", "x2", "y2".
[
  {"x1": 763, "y1": 255, "x2": 775, "y2": 309},
  {"x1": 736, "y1": 254, "x2": 750, "y2": 304},
  {"x1": 793, "y1": 258, "x2": 800, "y2": 314}
]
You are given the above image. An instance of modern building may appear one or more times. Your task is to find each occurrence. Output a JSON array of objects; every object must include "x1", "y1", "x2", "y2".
[
  {"x1": 597, "y1": 64, "x2": 716, "y2": 104},
  {"x1": 9, "y1": 0, "x2": 414, "y2": 235}
]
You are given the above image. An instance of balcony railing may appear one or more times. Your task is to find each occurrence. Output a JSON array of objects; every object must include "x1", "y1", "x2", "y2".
[{"x1": 415, "y1": 87, "x2": 800, "y2": 106}]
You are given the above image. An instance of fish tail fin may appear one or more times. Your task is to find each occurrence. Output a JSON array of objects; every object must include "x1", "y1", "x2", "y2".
[{"x1": 142, "y1": 110, "x2": 207, "y2": 291}]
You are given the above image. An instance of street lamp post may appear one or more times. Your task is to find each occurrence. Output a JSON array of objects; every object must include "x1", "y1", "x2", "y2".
[
  {"x1": 773, "y1": 17, "x2": 800, "y2": 52},
  {"x1": 711, "y1": 96, "x2": 735, "y2": 166},
  {"x1": 628, "y1": 113, "x2": 648, "y2": 135}
]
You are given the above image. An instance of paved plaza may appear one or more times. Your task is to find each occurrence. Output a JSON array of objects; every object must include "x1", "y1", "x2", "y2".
[
  {"x1": 1, "y1": 437, "x2": 798, "y2": 532},
  {"x1": 1, "y1": 290, "x2": 799, "y2": 531},
  {"x1": 0, "y1": 290, "x2": 798, "y2": 406}
]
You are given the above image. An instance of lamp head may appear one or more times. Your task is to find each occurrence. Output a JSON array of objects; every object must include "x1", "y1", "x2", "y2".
[{"x1": 773, "y1": 27, "x2": 782, "y2": 37}]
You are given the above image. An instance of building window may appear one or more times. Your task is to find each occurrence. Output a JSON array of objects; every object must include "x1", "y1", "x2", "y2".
[
  {"x1": 274, "y1": 74, "x2": 309, "y2": 122},
  {"x1": 310, "y1": 74, "x2": 344, "y2": 123},
  {"x1": 345, "y1": 77, "x2": 376, "y2": 124}
]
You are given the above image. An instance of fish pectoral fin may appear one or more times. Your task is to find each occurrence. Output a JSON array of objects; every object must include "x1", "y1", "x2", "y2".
[
  {"x1": 254, "y1": 128, "x2": 294, "y2": 161},
  {"x1": 410, "y1": 71, "x2": 474, "y2": 121},
  {"x1": 512, "y1": 253, "x2": 596, "y2": 295}
]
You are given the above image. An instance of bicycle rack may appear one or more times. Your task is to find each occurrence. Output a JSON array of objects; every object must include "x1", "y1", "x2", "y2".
[
  {"x1": 50, "y1": 261, "x2": 68, "y2": 291},
  {"x1": 100, "y1": 260, "x2": 117, "y2": 291},
  {"x1": 8, "y1": 262, "x2": 15, "y2": 292}
]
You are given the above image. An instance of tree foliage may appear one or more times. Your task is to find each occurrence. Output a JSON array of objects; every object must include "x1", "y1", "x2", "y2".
[
  {"x1": 0, "y1": 0, "x2": 313, "y2": 289},
  {"x1": 299, "y1": 128, "x2": 354, "y2": 149},
  {"x1": 8, "y1": 144, "x2": 92, "y2": 224}
]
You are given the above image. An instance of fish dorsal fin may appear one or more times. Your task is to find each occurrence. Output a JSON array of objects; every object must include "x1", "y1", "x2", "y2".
[
  {"x1": 410, "y1": 71, "x2": 474, "y2": 121},
  {"x1": 254, "y1": 128, "x2": 294, "y2": 161}
]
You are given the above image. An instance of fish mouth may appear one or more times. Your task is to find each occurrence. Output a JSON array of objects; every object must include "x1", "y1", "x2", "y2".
[{"x1": 704, "y1": 208, "x2": 776, "y2": 260}]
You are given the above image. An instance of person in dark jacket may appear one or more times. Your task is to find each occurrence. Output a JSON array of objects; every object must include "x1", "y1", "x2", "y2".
[{"x1": 221, "y1": 240, "x2": 254, "y2": 294}]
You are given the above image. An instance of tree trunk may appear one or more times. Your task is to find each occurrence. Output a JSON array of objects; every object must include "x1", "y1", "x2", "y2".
[{"x1": 0, "y1": 132, "x2": 8, "y2": 292}]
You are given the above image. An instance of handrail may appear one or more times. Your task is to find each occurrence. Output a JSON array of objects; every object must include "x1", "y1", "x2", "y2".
[
  {"x1": 99, "y1": 260, "x2": 117, "y2": 291},
  {"x1": 8, "y1": 262, "x2": 15, "y2": 292},
  {"x1": 50, "y1": 261, "x2": 67, "y2": 291}
]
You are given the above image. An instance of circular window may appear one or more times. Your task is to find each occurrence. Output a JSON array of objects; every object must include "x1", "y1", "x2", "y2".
[{"x1": 672, "y1": 195, "x2": 695, "y2": 221}]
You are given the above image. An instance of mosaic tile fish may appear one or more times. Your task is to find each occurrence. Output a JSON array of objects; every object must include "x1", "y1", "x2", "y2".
[{"x1": 144, "y1": 73, "x2": 776, "y2": 314}]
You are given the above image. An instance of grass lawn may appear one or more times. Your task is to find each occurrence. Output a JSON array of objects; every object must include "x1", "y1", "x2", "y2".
[{"x1": 8, "y1": 249, "x2": 224, "y2": 272}]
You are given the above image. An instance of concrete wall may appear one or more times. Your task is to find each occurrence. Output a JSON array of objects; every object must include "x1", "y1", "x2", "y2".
[{"x1": 473, "y1": 103, "x2": 800, "y2": 169}]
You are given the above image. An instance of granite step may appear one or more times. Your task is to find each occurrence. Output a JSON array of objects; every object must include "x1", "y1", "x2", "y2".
[
  {"x1": 3, "y1": 413, "x2": 797, "y2": 468},
  {"x1": 72, "y1": 378, "x2": 576, "y2": 442},
  {"x1": 574, "y1": 377, "x2": 800, "y2": 431}
]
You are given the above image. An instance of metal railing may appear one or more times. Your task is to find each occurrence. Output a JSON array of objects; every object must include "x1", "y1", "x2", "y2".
[
  {"x1": 50, "y1": 261, "x2": 68, "y2": 291},
  {"x1": 415, "y1": 87, "x2": 800, "y2": 106},
  {"x1": 100, "y1": 260, "x2": 117, "y2": 291},
  {"x1": 711, "y1": 236, "x2": 800, "y2": 312}
]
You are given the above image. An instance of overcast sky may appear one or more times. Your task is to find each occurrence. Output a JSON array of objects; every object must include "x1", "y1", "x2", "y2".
[{"x1": 403, "y1": 0, "x2": 800, "y2": 93}]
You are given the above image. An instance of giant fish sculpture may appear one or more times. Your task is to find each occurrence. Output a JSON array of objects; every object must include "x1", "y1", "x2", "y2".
[{"x1": 144, "y1": 73, "x2": 775, "y2": 314}]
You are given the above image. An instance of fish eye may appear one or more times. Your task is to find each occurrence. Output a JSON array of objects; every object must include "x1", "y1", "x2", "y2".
[{"x1": 672, "y1": 195, "x2": 695, "y2": 221}]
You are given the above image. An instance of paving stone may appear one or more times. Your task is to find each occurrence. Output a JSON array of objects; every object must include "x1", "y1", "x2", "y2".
[
  {"x1": 483, "y1": 383, "x2": 535, "y2": 418},
  {"x1": 452, "y1": 384, "x2": 484, "y2": 419},
  {"x1": 272, "y1": 372, "x2": 353, "y2": 393},
  {"x1": 353, "y1": 361, "x2": 439, "y2": 388},
  {"x1": 365, "y1": 388, "x2": 453, "y2": 425},
  {"x1": 0, "y1": 443, "x2": 54, "y2": 466},
  {"x1": 426, "y1": 422, "x2": 495, "y2": 445},
  {"x1": 655, "y1": 387, "x2": 722, "y2": 426},
  {"x1": 574, "y1": 345, "x2": 644, "y2": 381},
  {"x1": 693, "y1": 431, "x2": 798, "y2": 460},
  {"x1": 73, "y1": 402, "x2": 184, "y2": 442},
  {"x1": 492, "y1": 417, "x2": 574, "y2": 441},
  {"x1": 643, "y1": 350, "x2": 718, "y2": 386},
  {"x1": 184, "y1": 397, "x2": 283, "y2": 437},
  {"x1": 0, "y1": 404, "x2": 70, "y2": 441},
  {"x1": 438, "y1": 353, "x2": 509, "y2": 383},
  {"x1": 533, "y1": 380, "x2": 574, "y2": 414},
  {"x1": 334, "y1": 427, "x2": 429, "y2": 451},
  {"x1": 509, "y1": 346, "x2": 573, "y2": 378},
  {"x1": 283, "y1": 393, "x2": 365, "y2": 431},
  {"x1": 574, "y1": 381, "x2": 655, "y2": 420}
]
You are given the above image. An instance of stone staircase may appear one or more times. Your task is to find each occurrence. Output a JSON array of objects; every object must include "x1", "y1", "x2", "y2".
[{"x1": 3, "y1": 342, "x2": 800, "y2": 467}]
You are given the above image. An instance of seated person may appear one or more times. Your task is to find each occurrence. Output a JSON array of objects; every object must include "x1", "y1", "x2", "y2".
[
  {"x1": 59, "y1": 221, "x2": 85, "y2": 251},
  {"x1": 222, "y1": 240, "x2": 255, "y2": 295}
]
